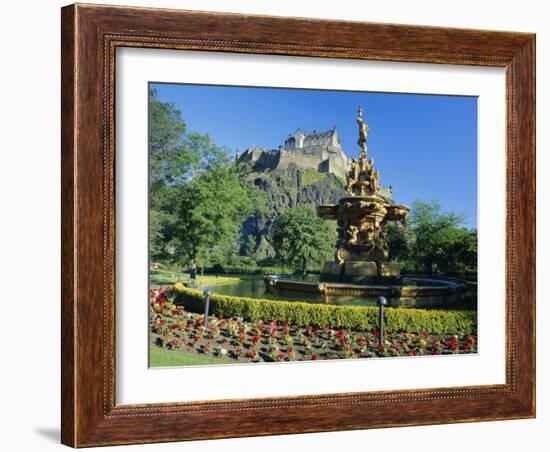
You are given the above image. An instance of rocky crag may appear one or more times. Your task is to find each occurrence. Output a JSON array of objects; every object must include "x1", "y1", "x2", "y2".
[{"x1": 238, "y1": 163, "x2": 346, "y2": 260}]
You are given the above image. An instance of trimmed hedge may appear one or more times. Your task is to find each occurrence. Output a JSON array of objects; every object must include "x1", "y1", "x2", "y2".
[{"x1": 173, "y1": 283, "x2": 476, "y2": 334}]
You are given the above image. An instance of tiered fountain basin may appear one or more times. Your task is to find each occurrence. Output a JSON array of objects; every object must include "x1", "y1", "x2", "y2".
[{"x1": 264, "y1": 274, "x2": 466, "y2": 308}]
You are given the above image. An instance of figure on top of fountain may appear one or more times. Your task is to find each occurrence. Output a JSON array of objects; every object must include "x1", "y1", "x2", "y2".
[
  {"x1": 357, "y1": 105, "x2": 370, "y2": 152},
  {"x1": 346, "y1": 106, "x2": 381, "y2": 197}
]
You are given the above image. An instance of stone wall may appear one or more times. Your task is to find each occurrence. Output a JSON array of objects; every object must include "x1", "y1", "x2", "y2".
[
  {"x1": 237, "y1": 128, "x2": 349, "y2": 180},
  {"x1": 239, "y1": 144, "x2": 348, "y2": 179}
]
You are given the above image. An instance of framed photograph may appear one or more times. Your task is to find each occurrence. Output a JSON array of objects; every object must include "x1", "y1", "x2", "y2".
[{"x1": 61, "y1": 3, "x2": 535, "y2": 447}]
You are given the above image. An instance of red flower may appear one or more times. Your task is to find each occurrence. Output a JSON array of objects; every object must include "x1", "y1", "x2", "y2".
[
  {"x1": 170, "y1": 324, "x2": 177, "y2": 330},
  {"x1": 335, "y1": 329, "x2": 344, "y2": 339},
  {"x1": 252, "y1": 335, "x2": 261, "y2": 345},
  {"x1": 245, "y1": 349, "x2": 257, "y2": 359},
  {"x1": 282, "y1": 321, "x2": 289, "y2": 329},
  {"x1": 446, "y1": 336, "x2": 459, "y2": 350},
  {"x1": 311, "y1": 354, "x2": 318, "y2": 360}
]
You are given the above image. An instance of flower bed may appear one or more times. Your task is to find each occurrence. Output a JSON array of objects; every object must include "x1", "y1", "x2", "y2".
[
  {"x1": 173, "y1": 283, "x2": 476, "y2": 335},
  {"x1": 151, "y1": 287, "x2": 477, "y2": 364}
]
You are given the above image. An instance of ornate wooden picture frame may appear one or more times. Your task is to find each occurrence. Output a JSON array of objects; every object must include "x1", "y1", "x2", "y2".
[{"x1": 61, "y1": 3, "x2": 535, "y2": 447}]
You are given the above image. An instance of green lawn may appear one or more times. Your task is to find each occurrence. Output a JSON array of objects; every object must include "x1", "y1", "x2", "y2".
[
  {"x1": 149, "y1": 346, "x2": 235, "y2": 367},
  {"x1": 149, "y1": 270, "x2": 241, "y2": 287}
]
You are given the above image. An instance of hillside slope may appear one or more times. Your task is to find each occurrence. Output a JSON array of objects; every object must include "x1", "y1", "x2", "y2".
[{"x1": 239, "y1": 164, "x2": 346, "y2": 259}]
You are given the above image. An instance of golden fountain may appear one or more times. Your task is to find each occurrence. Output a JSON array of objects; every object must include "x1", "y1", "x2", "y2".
[
  {"x1": 265, "y1": 107, "x2": 464, "y2": 306},
  {"x1": 317, "y1": 106, "x2": 410, "y2": 283}
]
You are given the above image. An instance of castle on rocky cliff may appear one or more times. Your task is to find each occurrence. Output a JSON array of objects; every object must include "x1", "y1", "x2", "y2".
[{"x1": 236, "y1": 127, "x2": 349, "y2": 180}]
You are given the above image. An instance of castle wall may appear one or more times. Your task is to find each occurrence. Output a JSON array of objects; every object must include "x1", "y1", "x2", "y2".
[
  {"x1": 278, "y1": 145, "x2": 347, "y2": 180},
  {"x1": 277, "y1": 150, "x2": 322, "y2": 172},
  {"x1": 319, "y1": 156, "x2": 347, "y2": 180},
  {"x1": 240, "y1": 129, "x2": 349, "y2": 180}
]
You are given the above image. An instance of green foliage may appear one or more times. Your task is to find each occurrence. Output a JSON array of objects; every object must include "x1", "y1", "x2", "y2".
[
  {"x1": 300, "y1": 168, "x2": 325, "y2": 187},
  {"x1": 386, "y1": 200, "x2": 477, "y2": 276},
  {"x1": 174, "y1": 284, "x2": 477, "y2": 334},
  {"x1": 245, "y1": 234, "x2": 257, "y2": 257},
  {"x1": 386, "y1": 220, "x2": 413, "y2": 262},
  {"x1": 147, "y1": 88, "x2": 266, "y2": 265},
  {"x1": 149, "y1": 87, "x2": 196, "y2": 189},
  {"x1": 181, "y1": 164, "x2": 261, "y2": 267},
  {"x1": 409, "y1": 200, "x2": 476, "y2": 275},
  {"x1": 271, "y1": 205, "x2": 336, "y2": 273}
]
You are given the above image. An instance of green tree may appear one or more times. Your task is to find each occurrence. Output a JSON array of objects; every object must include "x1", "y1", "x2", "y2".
[
  {"x1": 149, "y1": 87, "x2": 197, "y2": 191},
  {"x1": 408, "y1": 200, "x2": 475, "y2": 275},
  {"x1": 271, "y1": 205, "x2": 336, "y2": 273},
  {"x1": 442, "y1": 229, "x2": 477, "y2": 275},
  {"x1": 245, "y1": 234, "x2": 257, "y2": 257},
  {"x1": 148, "y1": 88, "x2": 265, "y2": 265},
  {"x1": 174, "y1": 164, "x2": 263, "y2": 268},
  {"x1": 385, "y1": 220, "x2": 413, "y2": 262}
]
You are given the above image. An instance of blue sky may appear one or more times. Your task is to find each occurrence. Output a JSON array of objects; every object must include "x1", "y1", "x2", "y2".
[{"x1": 152, "y1": 83, "x2": 478, "y2": 229}]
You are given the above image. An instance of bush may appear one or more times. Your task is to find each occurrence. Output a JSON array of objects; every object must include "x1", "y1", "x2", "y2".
[{"x1": 173, "y1": 283, "x2": 476, "y2": 334}]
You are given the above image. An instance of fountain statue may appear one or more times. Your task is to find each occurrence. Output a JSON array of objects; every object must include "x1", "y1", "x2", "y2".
[
  {"x1": 264, "y1": 107, "x2": 464, "y2": 306},
  {"x1": 317, "y1": 106, "x2": 409, "y2": 283}
]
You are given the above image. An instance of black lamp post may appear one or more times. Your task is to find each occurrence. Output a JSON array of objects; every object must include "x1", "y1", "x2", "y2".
[
  {"x1": 203, "y1": 289, "x2": 213, "y2": 328},
  {"x1": 377, "y1": 296, "x2": 388, "y2": 347}
]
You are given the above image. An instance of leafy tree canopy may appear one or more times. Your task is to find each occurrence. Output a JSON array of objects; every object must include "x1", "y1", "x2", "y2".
[
  {"x1": 387, "y1": 200, "x2": 477, "y2": 276},
  {"x1": 271, "y1": 205, "x2": 336, "y2": 273},
  {"x1": 148, "y1": 88, "x2": 265, "y2": 264},
  {"x1": 148, "y1": 88, "x2": 230, "y2": 192}
]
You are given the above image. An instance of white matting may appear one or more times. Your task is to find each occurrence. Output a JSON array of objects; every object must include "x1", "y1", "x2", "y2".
[{"x1": 116, "y1": 48, "x2": 506, "y2": 404}]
